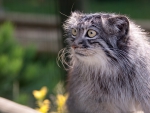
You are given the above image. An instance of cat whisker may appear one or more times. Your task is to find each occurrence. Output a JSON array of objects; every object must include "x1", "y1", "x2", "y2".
[
  {"x1": 57, "y1": 47, "x2": 73, "y2": 70},
  {"x1": 59, "y1": 11, "x2": 69, "y2": 18},
  {"x1": 57, "y1": 48, "x2": 65, "y2": 68},
  {"x1": 57, "y1": 48, "x2": 69, "y2": 68},
  {"x1": 71, "y1": 3, "x2": 75, "y2": 13}
]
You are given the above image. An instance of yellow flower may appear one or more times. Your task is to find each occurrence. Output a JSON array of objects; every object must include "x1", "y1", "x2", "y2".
[
  {"x1": 33, "y1": 86, "x2": 48, "y2": 100},
  {"x1": 36, "y1": 99, "x2": 50, "y2": 113},
  {"x1": 43, "y1": 99, "x2": 50, "y2": 105},
  {"x1": 36, "y1": 104, "x2": 49, "y2": 113},
  {"x1": 56, "y1": 94, "x2": 68, "y2": 113}
]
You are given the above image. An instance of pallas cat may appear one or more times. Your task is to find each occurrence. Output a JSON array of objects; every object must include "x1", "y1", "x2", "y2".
[{"x1": 59, "y1": 12, "x2": 150, "y2": 113}]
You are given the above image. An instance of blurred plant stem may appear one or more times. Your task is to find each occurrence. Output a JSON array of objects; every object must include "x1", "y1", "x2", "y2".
[{"x1": 13, "y1": 80, "x2": 19, "y2": 100}]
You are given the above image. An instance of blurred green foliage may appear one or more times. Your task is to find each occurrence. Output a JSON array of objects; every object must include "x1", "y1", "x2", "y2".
[
  {"x1": 87, "y1": 0, "x2": 150, "y2": 19},
  {"x1": 3, "y1": 0, "x2": 150, "y2": 19},
  {"x1": 0, "y1": 22, "x2": 63, "y2": 106},
  {"x1": 0, "y1": 22, "x2": 23, "y2": 97},
  {"x1": 3, "y1": 0, "x2": 56, "y2": 15}
]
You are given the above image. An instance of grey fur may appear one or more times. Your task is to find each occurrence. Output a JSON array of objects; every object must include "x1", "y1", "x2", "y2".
[{"x1": 62, "y1": 12, "x2": 150, "y2": 113}]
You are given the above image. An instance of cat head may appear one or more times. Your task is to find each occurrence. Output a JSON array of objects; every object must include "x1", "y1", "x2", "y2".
[{"x1": 63, "y1": 12, "x2": 130, "y2": 67}]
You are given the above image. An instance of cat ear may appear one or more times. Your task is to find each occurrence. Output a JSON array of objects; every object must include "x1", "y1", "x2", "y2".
[{"x1": 102, "y1": 16, "x2": 129, "y2": 36}]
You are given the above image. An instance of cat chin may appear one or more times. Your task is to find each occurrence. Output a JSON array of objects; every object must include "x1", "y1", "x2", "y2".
[{"x1": 74, "y1": 49, "x2": 109, "y2": 67}]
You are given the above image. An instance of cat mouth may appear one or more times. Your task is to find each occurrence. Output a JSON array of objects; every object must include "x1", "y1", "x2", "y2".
[
  {"x1": 75, "y1": 51, "x2": 87, "y2": 56},
  {"x1": 74, "y1": 48, "x2": 96, "y2": 56}
]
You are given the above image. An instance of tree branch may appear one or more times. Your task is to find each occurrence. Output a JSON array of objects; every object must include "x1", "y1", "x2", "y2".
[{"x1": 0, "y1": 97, "x2": 40, "y2": 113}]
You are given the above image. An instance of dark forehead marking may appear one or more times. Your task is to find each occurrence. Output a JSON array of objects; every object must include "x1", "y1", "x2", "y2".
[
  {"x1": 81, "y1": 14, "x2": 101, "y2": 22},
  {"x1": 74, "y1": 13, "x2": 112, "y2": 29},
  {"x1": 77, "y1": 14, "x2": 102, "y2": 26},
  {"x1": 73, "y1": 14, "x2": 102, "y2": 29}
]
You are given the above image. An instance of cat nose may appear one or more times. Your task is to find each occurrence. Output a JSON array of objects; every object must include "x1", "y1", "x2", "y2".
[
  {"x1": 72, "y1": 40, "x2": 82, "y2": 49},
  {"x1": 72, "y1": 43, "x2": 79, "y2": 49},
  {"x1": 72, "y1": 39, "x2": 88, "y2": 49}
]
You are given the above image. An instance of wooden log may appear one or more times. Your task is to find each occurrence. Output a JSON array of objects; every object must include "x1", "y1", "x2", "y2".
[{"x1": 0, "y1": 97, "x2": 40, "y2": 113}]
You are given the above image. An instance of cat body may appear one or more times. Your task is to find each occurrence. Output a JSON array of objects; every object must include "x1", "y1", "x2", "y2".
[{"x1": 62, "y1": 12, "x2": 150, "y2": 113}]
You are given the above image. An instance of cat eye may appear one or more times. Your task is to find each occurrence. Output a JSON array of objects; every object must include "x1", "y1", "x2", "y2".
[
  {"x1": 87, "y1": 29, "x2": 97, "y2": 38},
  {"x1": 72, "y1": 28, "x2": 77, "y2": 36}
]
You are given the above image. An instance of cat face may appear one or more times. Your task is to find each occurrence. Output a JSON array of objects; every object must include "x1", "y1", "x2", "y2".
[{"x1": 64, "y1": 12, "x2": 129, "y2": 63}]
